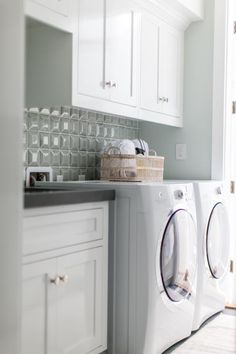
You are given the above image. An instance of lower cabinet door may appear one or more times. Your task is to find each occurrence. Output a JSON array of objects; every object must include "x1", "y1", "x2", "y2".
[
  {"x1": 22, "y1": 258, "x2": 57, "y2": 354},
  {"x1": 55, "y1": 247, "x2": 106, "y2": 354}
]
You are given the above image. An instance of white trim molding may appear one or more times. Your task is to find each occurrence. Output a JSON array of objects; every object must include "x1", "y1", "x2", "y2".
[{"x1": 211, "y1": 0, "x2": 229, "y2": 180}]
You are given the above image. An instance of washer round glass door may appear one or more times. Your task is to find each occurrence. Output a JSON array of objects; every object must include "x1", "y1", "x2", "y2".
[
  {"x1": 206, "y1": 202, "x2": 230, "y2": 279},
  {"x1": 160, "y1": 209, "x2": 197, "y2": 302}
]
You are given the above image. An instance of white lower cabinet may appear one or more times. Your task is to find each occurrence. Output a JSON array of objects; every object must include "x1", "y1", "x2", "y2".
[{"x1": 22, "y1": 202, "x2": 108, "y2": 354}]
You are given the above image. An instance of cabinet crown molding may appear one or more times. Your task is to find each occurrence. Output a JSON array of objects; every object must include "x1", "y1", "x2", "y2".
[{"x1": 136, "y1": 0, "x2": 204, "y2": 30}]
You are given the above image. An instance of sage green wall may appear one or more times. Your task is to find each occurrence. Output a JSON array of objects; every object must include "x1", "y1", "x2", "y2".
[
  {"x1": 140, "y1": 0, "x2": 215, "y2": 179},
  {"x1": 25, "y1": 20, "x2": 72, "y2": 107}
]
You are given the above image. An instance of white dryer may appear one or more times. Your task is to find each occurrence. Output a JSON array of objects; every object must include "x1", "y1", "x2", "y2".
[
  {"x1": 74, "y1": 181, "x2": 198, "y2": 354},
  {"x1": 192, "y1": 181, "x2": 230, "y2": 331}
]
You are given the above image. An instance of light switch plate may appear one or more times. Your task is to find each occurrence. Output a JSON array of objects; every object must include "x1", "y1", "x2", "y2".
[{"x1": 176, "y1": 143, "x2": 187, "y2": 160}]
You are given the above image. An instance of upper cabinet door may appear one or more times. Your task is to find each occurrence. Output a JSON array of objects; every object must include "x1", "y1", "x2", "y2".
[
  {"x1": 140, "y1": 13, "x2": 163, "y2": 113},
  {"x1": 140, "y1": 11, "x2": 183, "y2": 124},
  {"x1": 159, "y1": 23, "x2": 183, "y2": 118},
  {"x1": 107, "y1": 0, "x2": 139, "y2": 107},
  {"x1": 77, "y1": 0, "x2": 109, "y2": 101}
]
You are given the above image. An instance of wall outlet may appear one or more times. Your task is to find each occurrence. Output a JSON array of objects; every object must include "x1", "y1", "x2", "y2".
[{"x1": 176, "y1": 143, "x2": 187, "y2": 160}]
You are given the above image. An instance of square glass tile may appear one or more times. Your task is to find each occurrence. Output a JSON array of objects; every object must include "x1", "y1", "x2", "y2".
[
  {"x1": 79, "y1": 152, "x2": 87, "y2": 168},
  {"x1": 96, "y1": 139, "x2": 105, "y2": 153},
  {"x1": 87, "y1": 138, "x2": 96, "y2": 152},
  {"x1": 70, "y1": 152, "x2": 79, "y2": 167},
  {"x1": 104, "y1": 115, "x2": 112, "y2": 124},
  {"x1": 88, "y1": 153, "x2": 96, "y2": 167},
  {"x1": 70, "y1": 119, "x2": 79, "y2": 134},
  {"x1": 50, "y1": 134, "x2": 60, "y2": 149},
  {"x1": 50, "y1": 116, "x2": 60, "y2": 132},
  {"x1": 96, "y1": 124, "x2": 104, "y2": 138},
  {"x1": 79, "y1": 121, "x2": 88, "y2": 136},
  {"x1": 96, "y1": 113, "x2": 104, "y2": 123},
  {"x1": 79, "y1": 137, "x2": 87, "y2": 151},
  {"x1": 86, "y1": 168, "x2": 95, "y2": 180},
  {"x1": 70, "y1": 135, "x2": 79, "y2": 151},
  {"x1": 28, "y1": 113, "x2": 39, "y2": 131},
  {"x1": 28, "y1": 132, "x2": 39, "y2": 148},
  {"x1": 88, "y1": 112, "x2": 96, "y2": 122},
  {"x1": 23, "y1": 132, "x2": 28, "y2": 148},
  {"x1": 79, "y1": 110, "x2": 88, "y2": 121},
  {"x1": 23, "y1": 150, "x2": 28, "y2": 165},
  {"x1": 52, "y1": 168, "x2": 60, "y2": 181},
  {"x1": 70, "y1": 169, "x2": 80, "y2": 181},
  {"x1": 24, "y1": 109, "x2": 28, "y2": 131},
  {"x1": 51, "y1": 151, "x2": 60, "y2": 166},
  {"x1": 60, "y1": 118, "x2": 70, "y2": 133},
  {"x1": 39, "y1": 114, "x2": 50, "y2": 132},
  {"x1": 40, "y1": 133, "x2": 50, "y2": 149},
  {"x1": 60, "y1": 151, "x2": 70, "y2": 166},
  {"x1": 87, "y1": 122, "x2": 96, "y2": 137},
  {"x1": 28, "y1": 149, "x2": 40, "y2": 166},
  {"x1": 60, "y1": 135, "x2": 70, "y2": 150},
  {"x1": 40, "y1": 150, "x2": 51, "y2": 166},
  {"x1": 60, "y1": 168, "x2": 70, "y2": 181}
]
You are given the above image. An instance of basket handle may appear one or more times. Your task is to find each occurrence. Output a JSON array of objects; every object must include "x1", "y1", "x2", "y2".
[
  {"x1": 106, "y1": 146, "x2": 121, "y2": 155},
  {"x1": 149, "y1": 149, "x2": 157, "y2": 156}
]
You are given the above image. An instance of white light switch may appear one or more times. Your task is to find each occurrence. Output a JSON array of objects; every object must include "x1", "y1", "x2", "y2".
[{"x1": 176, "y1": 143, "x2": 187, "y2": 160}]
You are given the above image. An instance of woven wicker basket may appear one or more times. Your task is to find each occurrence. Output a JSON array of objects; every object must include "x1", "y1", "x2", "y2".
[{"x1": 100, "y1": 149, "x2": 164, "y2": 182}]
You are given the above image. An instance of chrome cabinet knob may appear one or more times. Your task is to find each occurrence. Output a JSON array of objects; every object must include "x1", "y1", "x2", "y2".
[
  {"x1": 105, "y1": 81, "x2": 112, "y2": 87},
  {"x1": 49, "y1": 276, "x2": 60, "y2": 286},
  {"x1": 159, "y1": 97, "x2": 164, "y2": 101},
  {"x1": 112, "y1": 82, "x2": 117, "y2": 88},
  {"x1": 59, "y1": 274, "x2": 69, "y2": 284}
]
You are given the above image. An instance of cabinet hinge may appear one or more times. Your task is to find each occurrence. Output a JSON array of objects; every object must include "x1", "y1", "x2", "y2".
[
  {"x1": 232, "y1": 101, "x2": 236, "y2": 114},
  {"x1": 230, "y1": 181, "x2": 235, "y2": 194},
  {"x1": 234, "y1": 21, "x2": 236, "y2": 34},
  {"x1": 230, "y1": 260, "x2": 234, "y2": 273}
]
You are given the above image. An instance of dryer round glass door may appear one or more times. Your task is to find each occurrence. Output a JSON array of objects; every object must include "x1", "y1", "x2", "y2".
[
  {"x1": 206, "y1": 202, "x2": 230, "y2": 279},
  {"x1": 160, "y1": 209, "x2": 197, "y2": 302}
]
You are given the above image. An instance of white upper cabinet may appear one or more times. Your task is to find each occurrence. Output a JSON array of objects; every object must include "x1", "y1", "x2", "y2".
[
  {"x1": 73, "y1": 0, "x2": 140, "y2": 118},
  {"x1": 106, "y1": 0, "x2": 139, "y2": 107},
  {"x1": 140, "y1": 12, "x2": 183, "y2": 126},
  {"x1": 76, "y1": 0, "x2": 108, "y2": 101},
  {"x1": 25, "y1": 0, "x2": 77, "y2": 32},
  {"x1": 159, "y1": 22, "x2": 182, "y2": 118}
]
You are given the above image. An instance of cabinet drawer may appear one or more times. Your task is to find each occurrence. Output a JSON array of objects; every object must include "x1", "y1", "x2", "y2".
[{"x1": 23, "y1": 208, "x2": 104, "y2": 255}]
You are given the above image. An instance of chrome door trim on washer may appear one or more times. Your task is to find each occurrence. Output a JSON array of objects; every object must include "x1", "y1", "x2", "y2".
[{"x1": 159, "y1": 209, "x2": 197, "y2": 303}]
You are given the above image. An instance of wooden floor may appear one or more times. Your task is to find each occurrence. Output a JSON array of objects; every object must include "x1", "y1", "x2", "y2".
[{"x1": 167, "y1": 310, "x2": 236, "y2": 353}]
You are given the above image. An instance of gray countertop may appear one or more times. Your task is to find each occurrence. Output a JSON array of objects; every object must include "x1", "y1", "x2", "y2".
[{"x1": 24, "y1": 187, "x2": 115, "y2": 208}]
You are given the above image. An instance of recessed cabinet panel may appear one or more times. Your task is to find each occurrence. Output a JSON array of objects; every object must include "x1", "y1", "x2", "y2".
[
  {"x1": 77, "y1": 0, "x2": 109, "y2": 100},
  {"x1": 140, "y1": 14, "x2": 162, "y2": 113},
  {"x1": 22, "y1": 259, "x2": 57, "y2": 354},
  {"x1": 23, "y1": 208, "x2": 104, "y2": 255},
  {"x1": 140, "y1": 11, "x2": 183, "y2": 124},
  {"x1": 56, "y1": 248, "x2": 104, "y2": 354},
  {"x1": 107, "y1": 0, "x2": 139, "y2": 106},
  {"x1": 159, "y1": 24, "x2": 182, "y2": 118}
]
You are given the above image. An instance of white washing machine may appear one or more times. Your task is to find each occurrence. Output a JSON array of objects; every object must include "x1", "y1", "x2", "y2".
[
  {"x1": 192, "y1": 180, "x2": 230, "y2": 331},
  {"x1": 70, "y1": 181, "x2": 198, "y2": 354}
]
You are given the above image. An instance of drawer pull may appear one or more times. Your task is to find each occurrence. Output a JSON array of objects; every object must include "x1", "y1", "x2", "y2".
[
  {"x1": 49, "y1": 276, "x2": 60, "y2": 286},
  {"x1": 59, "y1": 274, "x2": 69, "y2": 284}
]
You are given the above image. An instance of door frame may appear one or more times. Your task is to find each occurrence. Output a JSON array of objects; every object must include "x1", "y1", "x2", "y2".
[{"x1": 211, "y1": 0, "x2": 233, "y2": 181}]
